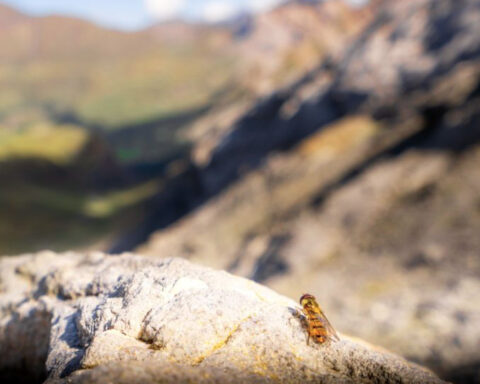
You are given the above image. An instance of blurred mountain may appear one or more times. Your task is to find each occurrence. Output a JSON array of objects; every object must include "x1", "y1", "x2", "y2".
[
  {"x1": 235, "y1": 0, "x2": 374, "y2": 95},
  {"x1": 0, "y1": 0, "x2": 369, "y2": 163},
  {"x1": 0, "y1": 2, "x2": 239, "y2": 254},
  {"x1": 0, "y1": 0, "x2": 370, "y2": 254},
  {"x1": 185, "y1": 0, "x2": 374, "y2": 168},
  {"x1": 0, "y1": 5, "x2": 232, "y2": 120},
  {"x1": 0, "y1": 3, "x2": 25, "y2": 26},
  {"x1": 138, "y1": 0, "x2": 480, "y2": 381}
]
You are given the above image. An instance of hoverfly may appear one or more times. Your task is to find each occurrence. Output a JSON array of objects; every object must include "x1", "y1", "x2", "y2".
[{"x1": 296, "y1": 293, "x2": 339, "y2": 345}]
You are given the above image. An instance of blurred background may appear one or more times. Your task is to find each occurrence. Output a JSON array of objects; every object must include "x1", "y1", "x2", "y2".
[{"x1": 0, "y1": 0, "x2": 479, "y2": 382}]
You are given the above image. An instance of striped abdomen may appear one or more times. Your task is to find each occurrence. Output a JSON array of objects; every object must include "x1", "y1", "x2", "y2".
[
  {"x1": 300, "y1": 293, "x2": 339, "y2": 344},
  {"x1": 305, "y1": 309, "x2": 331, "y2": 343}
]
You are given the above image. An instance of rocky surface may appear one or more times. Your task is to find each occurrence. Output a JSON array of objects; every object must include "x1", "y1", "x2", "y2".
[
  {"x1": 139, "y1": 0, "x2": 480, "y2": 382},
  {"x1": 235, "y1": 0, "x2": 374, "y2": 95},
  {"x1": 0, "y1": 252, "x2": 443, "y2": 383},
  {"x1": 196, "y1": 0, "x2": 480, "y2": 195}
]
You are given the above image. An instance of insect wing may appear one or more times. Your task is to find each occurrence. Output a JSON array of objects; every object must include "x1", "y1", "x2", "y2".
[{"x1": 314, "y1": 306, "x2": 339, "y2": 341}]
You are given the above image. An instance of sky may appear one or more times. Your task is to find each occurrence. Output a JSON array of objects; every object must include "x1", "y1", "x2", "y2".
[{"x1": 0, "y1": 0, "x2": 368, "y2": 30}]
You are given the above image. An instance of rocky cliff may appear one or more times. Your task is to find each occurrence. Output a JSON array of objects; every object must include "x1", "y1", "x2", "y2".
[{"x1": 139, "y1": 0, "x2": 480, "y2": 382}]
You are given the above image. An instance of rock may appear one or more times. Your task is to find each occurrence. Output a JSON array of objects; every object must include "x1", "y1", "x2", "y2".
[
  {"x1": 235, "y1": 0, "x2": 374, "y2": 95},
  {"x1": 197, "y1": 0, "x2": 480, "y2": 195},
  {"x1": 137, "y1": 0, "x2": 480, "y2": 381},
  {"x1": 0, "y1": 252, "x2": 443, "y2": 383}
]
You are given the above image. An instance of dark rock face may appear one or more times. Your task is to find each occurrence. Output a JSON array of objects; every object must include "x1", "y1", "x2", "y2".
[
  {"x1": 203, "y1": 0, "x2": 480, "y2": 194},
  {"x1": 139, "y1": 0, "x2": 480, "y2": 382}
]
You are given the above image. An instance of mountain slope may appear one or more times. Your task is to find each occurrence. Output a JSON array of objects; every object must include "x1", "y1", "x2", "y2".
[
  {"x1": 0, "y1": 1, "x2": 371, "y2": 254},
  {"x1": 0, "y1": 7, "x2": 234, "y2": 130},
  {"x1": 236, "y1": 0, "x2": 374, "y2": 94},
  {"x1": 138, "y1": 0, "x2": 480, "y2": 381}
]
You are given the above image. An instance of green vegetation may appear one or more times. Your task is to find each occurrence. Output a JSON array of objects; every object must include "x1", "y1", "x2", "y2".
[
  {"x1": 0, "y1": 123, "x2": 88, "y2": 165},
  {"x1": 0, "y1": 38, "x2": 234, "y2": 130},
  {"x1": 0, "y1": 10, "x2": 237, "y2": 168},
  {"x1": 0, "y1": 179, "x2": 161, "y2": 255},
  {"x1": 0, "y1": 7, "x2": 238, "y2": 255},
  {"x1": 84, "y1": 181, "x2": 159, "y2": 218}
]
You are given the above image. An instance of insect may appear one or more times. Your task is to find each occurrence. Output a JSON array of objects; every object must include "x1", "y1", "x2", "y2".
[{"x1": 297, "y1": 293, "x2": 339, "y2": 345}]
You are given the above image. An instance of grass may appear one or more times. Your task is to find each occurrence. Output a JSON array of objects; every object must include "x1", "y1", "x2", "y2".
[
  {"x1": 0, "y1": 123, "x2": 88, "y2": 165},
  {"x1": 0, "y1": 179, "x2": 161, "y2": 255},
  {"x1": 75, "y1": 52, "x2": 235, "y2": 128},
  {"x1": 0, "y1": 180, "x2": 159, "y2": 219},
  {"x1": 0, "y1": 45, "x2": 235, "y2": 130},
  {"x1": 0, "y1": 39, "x2": 236, "y2": 167},
  {"x1": 83, "y1": 181, "x2": 159, "y2": 218}
]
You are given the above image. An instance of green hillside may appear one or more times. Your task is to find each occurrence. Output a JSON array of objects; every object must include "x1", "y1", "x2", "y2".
[
  {"x1": 0, "y1": 1, "x2": 367, "y2": 254},
  {"x1": 0, "y1": 6, "x2": 235, "y2": 129},
  {"x1": 0, "y1": 4, "x2": 237, "y2": 254},
  {"x1": 0, "y1": 4, "x2": 238, "y2": 171}
]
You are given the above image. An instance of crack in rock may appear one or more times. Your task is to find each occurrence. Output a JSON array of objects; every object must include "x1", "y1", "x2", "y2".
[{"x1": 193, "y1": 314, "x2": 255, "y2": 365}]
